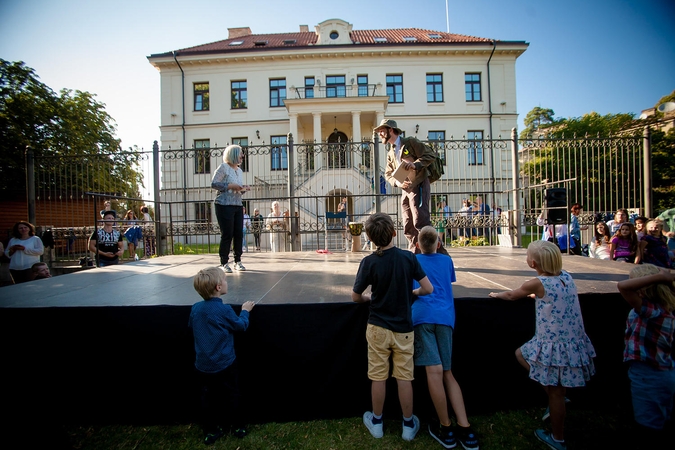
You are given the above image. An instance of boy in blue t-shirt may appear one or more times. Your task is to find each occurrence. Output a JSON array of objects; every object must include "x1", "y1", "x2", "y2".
[
  {"x1": 413, "y1": 226, "x2": 480, "y2": 450},
  {"x1": 189, "y1": 267, "x2": 255, "y2": 445},
  {"x1": 353, "y1": 213, "x2": 433, "y2": 441}
]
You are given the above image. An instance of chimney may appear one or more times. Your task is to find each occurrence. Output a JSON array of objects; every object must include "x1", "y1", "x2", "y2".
[
  {"x1": 299, "y1": 25, "x2": 309, "y2": 32},
  {"x1": 228, "y1": 27, "x2": 252, "y2": 39}
]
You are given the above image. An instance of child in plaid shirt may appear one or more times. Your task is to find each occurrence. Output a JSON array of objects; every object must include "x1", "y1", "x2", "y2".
[{"x1": 618, "y1": 264, "x2": 675, "y2": 446}]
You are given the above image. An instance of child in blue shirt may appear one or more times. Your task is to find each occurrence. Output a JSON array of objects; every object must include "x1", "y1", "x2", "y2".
[
  {"x1": 353, "y1": 212, "x2": 433, "y2": 442},
  {"x1": 413, "y1": 226, "x2": 479, "y2": 450},
  {"x1": 189, "y1": 267, "x2": 255, "y2": 445}
]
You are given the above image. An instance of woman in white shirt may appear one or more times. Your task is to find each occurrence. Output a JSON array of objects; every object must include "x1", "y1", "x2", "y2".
[
  {"x1": 266, "y1": 201, "x2": 285, "y2": 252},
  {"x1": 589, "y1": 222, "x2": 612, "y2": 260},
  {"x1": 7, "y1": 221, "x2": 44, "y2": 283}
]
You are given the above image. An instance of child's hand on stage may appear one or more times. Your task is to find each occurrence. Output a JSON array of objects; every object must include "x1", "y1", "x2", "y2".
[{"x1": 242, "y1": 301, "x2": 255, "y2": 312}]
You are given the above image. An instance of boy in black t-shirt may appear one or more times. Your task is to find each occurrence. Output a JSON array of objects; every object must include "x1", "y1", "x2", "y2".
[
  {"x1": 88, "y1": 210, "x2": 123, "y2": 267},
  {"x1": 352, "y1": 212, "x2": 433, "y2": 442}
]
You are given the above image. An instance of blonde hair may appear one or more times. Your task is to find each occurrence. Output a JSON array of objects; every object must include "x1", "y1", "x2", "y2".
[
  {"x1": 418, "y1": 226, "x2": 439, "y2": 254},
  {"x1": 223, "y1": 144, "x2": 243, "y2": 165},
  {"x1": 629, "y1": 264, "x2": 675, "y2": 312},
  {"x1": 193, "y1": 267, "x2": 225, "y2": 300},
  {"x1": 527, "y1": 240, "x2": 562, "y2": 275}
]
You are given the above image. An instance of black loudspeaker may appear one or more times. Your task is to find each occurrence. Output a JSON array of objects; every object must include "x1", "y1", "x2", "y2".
[{"x1": 545, "y1": 188, "x2": 567, "y2": 224}]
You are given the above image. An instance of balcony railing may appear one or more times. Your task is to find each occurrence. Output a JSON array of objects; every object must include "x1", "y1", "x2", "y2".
[{"x1": 290, "y1": 84, "x2": 381, "y2": 99}]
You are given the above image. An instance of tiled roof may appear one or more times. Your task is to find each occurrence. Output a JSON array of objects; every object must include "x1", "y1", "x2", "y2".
[{"x1": 169, "y1": 28, "x2": 496, "y2": 56}]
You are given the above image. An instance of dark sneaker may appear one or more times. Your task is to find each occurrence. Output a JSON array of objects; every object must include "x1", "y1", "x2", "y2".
[
  {"x1": 363, "y1": 411, "x2": 383, "y2": 438},
  {"x1": 534, "y1": 429, "x2": 567, "y2": 450},
  {"x1": 456, "y1": 425, "x2": 480, "y2": 450},
  {"x1": 204, "y1": 427, "x2": 224, "y2": 445},
  {"x1": 232, "y1": 427, "x2": 247, "y2": 439},
  {"x1": 429, "y1": 424, "x2": 457, "y2": 448}
]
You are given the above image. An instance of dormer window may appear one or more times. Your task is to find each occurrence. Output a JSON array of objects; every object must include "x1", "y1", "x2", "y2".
[
  {"x1": 254, "y1": 40, "x2": 268, "y2": 47},
  {"x1": 428, "y1": 33, "x2": 442, "y2": 39},
  {"x1": 283, "y1": 39, "x2": 296, "y2": 45},
  {"x1": 229, "y1": 41, "x2": 244, "y2": 46},
  {"x1": 329, "y1": 30, "x2": 339, "y2": 40},
  {"x1": 403, "y1": 36, "x2": 417, "y2": 42},
  {"x1": 374, "y1": 37, "x2": 387, "y2": 43}
]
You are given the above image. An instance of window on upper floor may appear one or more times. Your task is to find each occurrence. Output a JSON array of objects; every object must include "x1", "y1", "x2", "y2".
[
  {"x1": 326, "y1": 75, "x2": 346, "y2": 98},
  {"x1": 271, "y1": 135, "x2": 288, "y2": 170},
  {"x1": 386, "y1": 75, "x2": 403, "y2": 103},
  {"x1": 270, "y1": 79, "x2": 286, "y2": 107},
  {"x1": 467, "y1": 130, "x2": 484, "y2": 165},
  {"x1": 195, "y1": 202, "x2": 212, "y2": 223},
  {"x1": 194, "y1": 139, "x2": 210, "y2": 174},
  {"x1": 194, "y1": 83, "x2": 209, "y2": 111},
  {"x1": 305, "y1": 77, "x2": 315, "y2": 99},
  {"x1": 231, "y1": 81, "x2": 247, "y2": 109},
  {"x1": 428, "y1": 131, "x2": 446, "y2": 164},
  {"x1": 426, "y1": 74, "x2": 443, "y2": 103},
  {"x1": 232, "y1": 137, "x2": 249, "y2": 172},
  {"x1": 358, "y1": 75, "x2": 369, "y2": 96},
  {"x1": 465, "y1": 73, "x2": 482, "y2": 102}
]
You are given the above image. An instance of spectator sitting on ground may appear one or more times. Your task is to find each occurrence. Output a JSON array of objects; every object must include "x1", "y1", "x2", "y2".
[
  {"x1": 637, "y1": 220, "x2": 672, "y2": 268},
  {"x1": 610, "y1": 223, "x2": 638, "y2": 263},
  {"x1": 31, "y1": 262, "x2": 52, "y2": 280},
  {"x1": 607, "y1": 208, "x2": 629, "y2": 234},
  {"x1": 589, "y1": 222, "x2": 612, "y2": 260},
  {"x1": 634, "y1": 216, "x2": 649, "y2": 241}
]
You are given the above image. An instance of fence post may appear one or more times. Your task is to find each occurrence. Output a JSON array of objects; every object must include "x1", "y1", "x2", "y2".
[
  {"x1": 372, "y1": 134, "x2": 381, "y2": 213},
  {"x1": 287, "y1": 133, "x2": 298, "y2": 251},
  {"x1": 153, "y1": 140, "x2": 163, "y2": 256},
  {"x1": 643, "y1": 127, "x2": 652, "y2": 218},
  {"x1": 25, "y1": 146, "x2": 36, "y2": 225},
  {"x1": 511, "y1": 128, "x2": 521, "y2": 247}
]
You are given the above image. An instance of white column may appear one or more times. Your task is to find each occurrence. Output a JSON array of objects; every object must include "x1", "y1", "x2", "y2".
[
  {"x1": 351, "y1": 110, "x2": 362, "y2": 142},
  {"x1": 289, "y1": 113, "x2": 299, "y2": 143}
]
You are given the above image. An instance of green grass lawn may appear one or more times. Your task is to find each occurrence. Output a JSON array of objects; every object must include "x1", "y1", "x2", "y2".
[{"x1": 64, "y1": 404, "x2": 651, "y2": 449}]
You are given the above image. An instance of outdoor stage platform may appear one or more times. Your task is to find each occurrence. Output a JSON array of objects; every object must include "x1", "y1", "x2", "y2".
[{"x1": 1, "y1": 248, "x2": 638, "y2": 436}]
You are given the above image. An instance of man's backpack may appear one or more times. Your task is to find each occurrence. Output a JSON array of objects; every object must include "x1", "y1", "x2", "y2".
[{"x1": 427, "y1": 147, "x2": 445, "y2": 183}]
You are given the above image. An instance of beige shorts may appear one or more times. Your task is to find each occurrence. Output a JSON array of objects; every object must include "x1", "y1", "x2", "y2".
[{"x1": 366, "y1": 323, "x2": 414, "y2": 381}]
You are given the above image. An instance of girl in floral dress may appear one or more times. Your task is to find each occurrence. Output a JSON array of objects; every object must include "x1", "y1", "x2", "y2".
[{"x1": 490, "y1": 240, "x2": 596, "y2": 450}]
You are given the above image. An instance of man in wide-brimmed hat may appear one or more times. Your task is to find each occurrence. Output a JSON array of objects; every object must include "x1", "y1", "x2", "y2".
[{"x1": 375, "y1": 119, "x2": 448, "y2": 255}]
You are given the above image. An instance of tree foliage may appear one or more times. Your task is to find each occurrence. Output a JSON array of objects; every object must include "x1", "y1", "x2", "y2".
[
  {"x1": 520, "y1": 107, "x2": 555, "y2": 138},
  {"x1": 650, "y1": 128, "x2": 675, "y2": 213},
  {"x1": 0, "y1": 59, "x2": 143, "y2": 199}
]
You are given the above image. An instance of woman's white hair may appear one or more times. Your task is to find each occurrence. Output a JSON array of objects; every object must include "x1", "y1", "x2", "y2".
[{"x1": 223, "y1": 144, "x2": 242, "y2": 164}]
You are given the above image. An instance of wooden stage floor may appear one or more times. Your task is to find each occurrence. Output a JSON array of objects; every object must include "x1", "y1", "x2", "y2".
[{"x1": 0, "y1": 247, "x2": 632, "y2": 308}]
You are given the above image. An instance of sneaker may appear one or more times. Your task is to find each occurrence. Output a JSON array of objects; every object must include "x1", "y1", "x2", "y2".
[
  {"x1": 232, "y1": 427, "x2": 247, "y2": 439},
  {"x1": 363, "y1": 411, "x2": 383, "y2": 438},
  {"x1": 221, "y1": 263, "x2": 233, "y2": 273},
  {"x1": 429, "y1": 424, "x2": 457, "y2": 448},
  {"x1": 401, "y1": 415, "x2": 420, "y2": 441},
  {"x1": 534, "y1": 429, "x2": 567, "y2": 450},
  {"x1": 542, "y1": 397, "x2": 571, "y2": 421},
  {"x1": 456, "y1": 425, "x2": 480, "y2": 450},
  {"x1": 234, "y1": 261, "x2": 246, "y2": 271},
  {"x1": 204, "y1": 427, "x2": 224, "y2": 445}
]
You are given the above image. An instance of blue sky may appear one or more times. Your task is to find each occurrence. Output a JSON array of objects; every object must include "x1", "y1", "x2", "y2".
[{"x1": 1, "y1": 0, "x2": 673, "y2": 151}]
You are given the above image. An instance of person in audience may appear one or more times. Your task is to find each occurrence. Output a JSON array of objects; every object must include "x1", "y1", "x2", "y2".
[
  {"x1": 458, "y1": 199, "x2": 473, "y2": 238},
  {"x1": 634, "y1": 216, "x2": 648, "y2": 241},
  {"x1": 569, "y1": 203, "x2": 588, "y2": 256},
  {"x1": 250, "y1": 208, "x2": 264, "y2": 251},
  {"x1": 266, "y1": 201, "x2": 285, "y2": 253},
  {"x1": 537, "y1": 208, "x2": 569, "y2": 252},
  {"x1": 31, "y1": 262, "x2": 52, "y2": 280},
  {"x1": 412, "y1": 226, "x2": 479, "y2": 450},
  {"x1": 607, "y1": 208, "x2": 629, "y2": 234},
  {"x1": 189, "y1": 266, "x2": 254, "y2": 445},
  {"x1": 140, "y1": 205, "x2": 155, "y2": 257},
  {"x1": 88, "y1": 210, "x2": 123, "y2": 267},
  {"x1": 489, "y1": 240, "x2": 596, "y2": 450},
  {"x1": 7, "y1": 221, "x2": 44, "y2": 284},
  {"x1": 352, "y1": 212, "x2": 433, "y2": 442},
  {"x1": 123, "y1": 209, "x2": 141, "y2": 260},
  {"x1": 637, "y1": 220, "x2": 672, "y2": 268},
  {"x1": 657, "y1": 207, "x2": 675, "y2": 253},
  {"x1": 589, "y1": 222, "x2": 612, "y2": 260},
  {"x1": 474, "y1": 196, "x2": 491, "y2": 241},
  {"x1": 609, "y1": 223, "x2": 638, "y2": 263},
  {"x1": 242, "y1": 207, "x2": 251, "y2": 252},
  {"x1": 617, "y1": 265, "x2": 675, "y2": 449}
]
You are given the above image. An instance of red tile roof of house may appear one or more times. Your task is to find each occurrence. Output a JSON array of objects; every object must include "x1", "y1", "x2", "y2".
[{"x1": 164, "y1": 28, "x2": 501, "y2": 57}]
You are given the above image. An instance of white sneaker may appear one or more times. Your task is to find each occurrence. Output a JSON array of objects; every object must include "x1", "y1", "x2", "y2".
[
  {"x1": 363, "y1": 411, "x2": 383, "y2": 438},
  {"x1": 234, "y1": 261, "x2": 246, "y2": 271},
  {"x1": 221, "y1": 263, "x2": 233, "y2": 273},
  {"x1": 401, "y1": 415, "x2": 420, "y2": 441}
]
